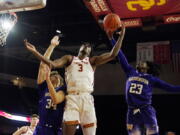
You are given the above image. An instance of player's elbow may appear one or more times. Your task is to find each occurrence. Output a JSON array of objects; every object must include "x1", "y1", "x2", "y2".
[
  {"x1": 53, "y1": 96, "x2": 64, "y2": 105},
  {"x1": 110, "y1": 52, "x2": 117, "y2": 59},
  {"x1": 50, "y1": 62, "x2": 57, "y2": 69},
  {"x1": 53, "y1": 100, "x2": 59, "y2": 105},
  {"x1": 53, "y1": 99, "x2": 62, "y2": 105},
  {"x1": 51, "y1": 97, "x2": 58, "y2": 105}
]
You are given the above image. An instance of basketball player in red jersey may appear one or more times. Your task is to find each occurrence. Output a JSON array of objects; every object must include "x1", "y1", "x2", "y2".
[{"x1": 24, "y1": 25, "x2": 125, "y2": 135}]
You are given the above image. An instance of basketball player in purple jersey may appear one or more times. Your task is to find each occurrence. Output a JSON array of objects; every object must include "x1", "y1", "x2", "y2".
[
  {"x1": 33, "y1": 36, "x2": 66, "y2": 135},
  {"x1": 24, "y1": 25, "x2": 125, "y2": 135},
  {"x1": 108, "y1": 32, "x2": 180, "y2": 135}
]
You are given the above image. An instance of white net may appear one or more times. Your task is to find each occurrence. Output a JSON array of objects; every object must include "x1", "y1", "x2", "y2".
[{"x1": 0, "y1": 13, "x2": 17, "y2": 46}]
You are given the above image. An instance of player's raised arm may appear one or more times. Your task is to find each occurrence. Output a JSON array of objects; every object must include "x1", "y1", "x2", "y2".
[
  {"x1": 108, "y1": 32, "x2": 134, "y2": 73},
  {"x1": 90, "y1": 25, "x2": 125, "y2": 66},
  {"x1": 152, "y1": 76, "x2": 180, "y2": 92},
  {"x1": 37, "y1": 36, "x2": 60, "y2": 84},
  {"x1": 12, "y1": 126, "x2": 28, "y2": 135},
  {"x1": 45, "y1": 66, "x2": 65, "y2": 104},
  {"x1": 24, "y1": 40, "x2": 72, "y2": 68}
]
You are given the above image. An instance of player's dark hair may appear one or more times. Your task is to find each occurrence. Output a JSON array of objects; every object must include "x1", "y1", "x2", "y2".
[
  {"x1": 31, "y1": 114, "x2": 39, "y2": 119},
  {"x1": 81, "y1": 42, "x2": 93, "y2": 57},
  {"x1": 146, "y1": 61, "x2": 161, "y2": 77}
]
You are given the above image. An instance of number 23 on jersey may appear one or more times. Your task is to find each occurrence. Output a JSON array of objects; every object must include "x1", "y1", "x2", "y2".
[{"x1": 129, "y1": 83, "x2": 143, "y2": 94}]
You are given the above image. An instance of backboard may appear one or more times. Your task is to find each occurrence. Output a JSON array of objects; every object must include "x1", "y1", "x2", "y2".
[{"x1": 0, "y1": 0, "x2": 47, "y2": 14}]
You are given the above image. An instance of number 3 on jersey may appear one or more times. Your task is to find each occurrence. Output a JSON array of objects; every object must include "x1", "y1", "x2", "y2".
[
  {"x1": 129, "y1": 83, "x2": 143, "y2": 94},
  {"x1": 46, "y1": 99, "x2": 57, "y2": 110},
  {"x1": 78, "y1": 64, "x2": 83, "y2": 72}
]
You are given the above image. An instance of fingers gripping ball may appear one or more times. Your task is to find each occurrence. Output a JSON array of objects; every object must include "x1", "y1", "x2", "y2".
[{"x1": 103, "y1": 13, "x2": 121, "y2": 32}]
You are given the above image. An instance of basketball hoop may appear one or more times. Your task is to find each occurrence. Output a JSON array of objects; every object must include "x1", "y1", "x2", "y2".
[{"x1": 0, "y1": 12, "x2": 17, "y2": 46}]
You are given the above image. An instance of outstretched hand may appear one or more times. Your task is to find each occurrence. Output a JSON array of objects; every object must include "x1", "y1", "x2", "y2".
[
  {"x1": 24, "y1": 39, "x2": 37, "y2": 53},
  {"x1": 106, "y1": 23, "x2": 126, "y2": 39},
  {"x1": 120, "y1": 23, "x2": 126, "y2": 35},
  {"x1": 112, "y1": 23, "x2": 126, "y2": 38},
  {"x1": 51, "y1": 36, "x2": 60, "y2": 46},
  {"x1": 105, "y1": 30, "x2": 114, "y2": 39}
]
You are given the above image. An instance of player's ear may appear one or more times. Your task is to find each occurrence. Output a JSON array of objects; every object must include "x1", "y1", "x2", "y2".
[
  {"x1": 90, "y1": 46, "x2": 93, "y2": 57},
  {"x1": 136, "y1": 62, "x2": 140, "y2": 69}
]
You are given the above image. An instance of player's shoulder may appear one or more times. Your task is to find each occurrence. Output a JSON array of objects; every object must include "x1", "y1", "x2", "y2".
[
  {"x1": 89, "y1": 55, "x2": 98, "y2": 63},
  {"x1": 37, "y1": 80, "x2": 47, "y2": 86},
  {"x1": 20, "y1": 126, "x2": 28, "y2": 130},
  {"x1": 59, "y1": 85, "x2": 66, "y2": 90},
  {"x1": 57, "y1": 85, "x2": 67, "y2": 94},
  {"x1": 57, "y1": 85, "x2": 66, "y2": 91},
  {"x1": 20, "y1": 126, "x2": 27, "y2": 128},
  {"x1": 144, "y1": 73, "x2": 155, "y2": 81},
  {"x1": 128, "y1": 69, "x2": 138, "y2": 76},
  {"x1": 64, "y1": 55, "x2": 73, "y2": 59},
  {"x1": 64, "y1": 55, "x2": 74, "y2": 64},
  {"x1": 90, "y1": 55, "x2": 98, "y2": 59}
]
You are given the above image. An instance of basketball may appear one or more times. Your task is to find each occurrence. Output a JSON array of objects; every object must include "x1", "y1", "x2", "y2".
[{"x1": 103, "y1": 13, "x2": 121, "y2": 32}]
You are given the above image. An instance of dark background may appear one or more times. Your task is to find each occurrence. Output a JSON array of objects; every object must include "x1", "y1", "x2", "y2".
[
  {"x1": 0, "y1": 0, "x2": 180, "y2": 134},
  {"x1": 0, "y1": 86, "x2": 180, "y2": 135}
]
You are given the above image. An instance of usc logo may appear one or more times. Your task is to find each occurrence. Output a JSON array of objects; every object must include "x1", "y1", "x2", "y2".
[{"x1": 126, "y1": 0, "x2": 166, "y2": 11}]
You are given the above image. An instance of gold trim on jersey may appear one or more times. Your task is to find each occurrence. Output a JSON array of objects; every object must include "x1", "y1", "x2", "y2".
[
  {"x1": 128, "y1": 77, "x2": 149, "y2": 85},
  {"x1": 127, "y1": 124, "x2": 133, "y2": 130}
]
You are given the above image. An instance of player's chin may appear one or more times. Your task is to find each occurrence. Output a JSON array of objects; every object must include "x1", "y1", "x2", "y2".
[
  {"x1": 80, "y1": 50, "x2": 87, "y2": 55},
  {"x1": 137, "y1": 68, "x2": 145, "y2": 73}
]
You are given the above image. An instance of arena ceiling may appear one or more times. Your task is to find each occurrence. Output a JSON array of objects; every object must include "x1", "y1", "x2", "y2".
[{"x1": 0, "y1": 0, "x2": 180, "y2": 65}]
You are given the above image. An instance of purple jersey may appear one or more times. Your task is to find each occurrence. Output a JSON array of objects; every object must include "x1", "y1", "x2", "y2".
[
  {"x1": 110, "y1": 39, "x2": 180, "y2": 107},
  {"x1": 38, "y1": 81, "x2": 65, "y2": 128}
]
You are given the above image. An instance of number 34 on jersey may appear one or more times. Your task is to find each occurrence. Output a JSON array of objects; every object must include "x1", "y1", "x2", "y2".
[{"x1": 46, "y1": 99, "x2": 57, "y2": 110}]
